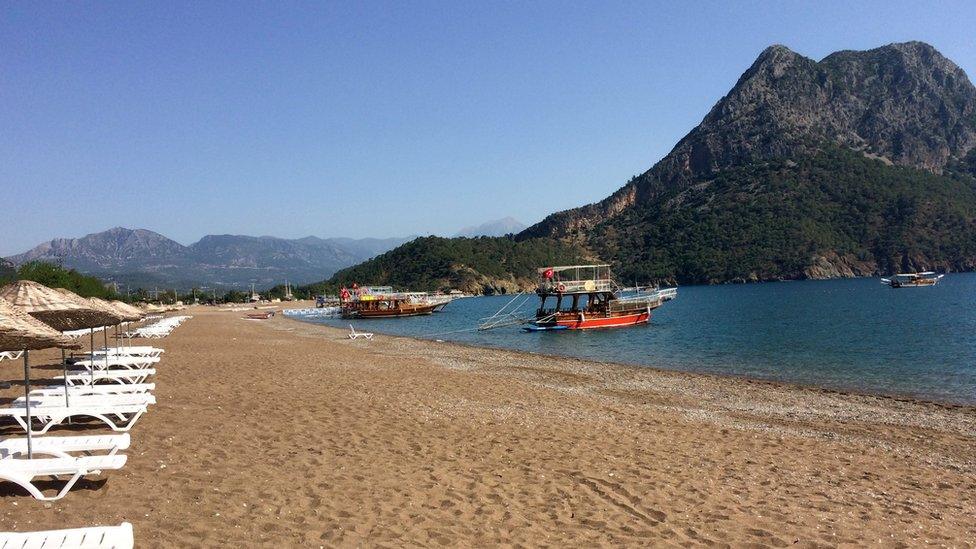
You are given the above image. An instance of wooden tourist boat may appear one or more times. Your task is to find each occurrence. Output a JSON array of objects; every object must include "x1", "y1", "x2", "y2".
[
  {"x1": 526, "y1": 265, "x2": 676, "y2": 331},
  {"x1": 340, "y1": 286, "x2": 442, "y2": 318},
  {"x1": 881, "y1": 272, "x2": 944, "y2": 288}
]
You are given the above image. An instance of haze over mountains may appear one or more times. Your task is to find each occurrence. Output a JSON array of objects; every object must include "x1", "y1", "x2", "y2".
[
  {"x1": 6, "y1": 217, "x2": 528, "y2": 289},
  {"x1": 454, "y1": 217, "x2": 528, "y2": 237},
  {"x1": 7, "y1": 228, "x2": 412, "y2": 289},
  {"x1": 325, "y1": 42, "x2": 976, "y2": 292}
]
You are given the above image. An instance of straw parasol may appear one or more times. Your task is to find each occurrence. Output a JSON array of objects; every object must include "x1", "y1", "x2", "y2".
[
  {"x1": 0, "y1": 280, "x2": 121, "y2": 331},
  {"x1": 0, "y1": 281, "x2": 126, "y2": 412},
  {"x1": 0, "y1": 297, "x2": 81, "y2": 458},
  {"x1": 110, "y1": 300, "x2": 145, "y2": 320},
  {"x1": 0, "y1": 297, "x2": 80, "y2": 352},
  {"x1": 86, "y1": 297, "x2": 131, "y2": 323}
]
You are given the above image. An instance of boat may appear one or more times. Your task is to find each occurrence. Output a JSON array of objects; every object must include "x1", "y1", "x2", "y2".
[
  {"x1": 881, "y1": 272, "x2": 944, "y2": 288},
  {"x1": 526, "y1": 265, "x2": 676, "y2": 330},
  {"x1": 340, "y1": 286, "x2": 441, "y2": 318}
]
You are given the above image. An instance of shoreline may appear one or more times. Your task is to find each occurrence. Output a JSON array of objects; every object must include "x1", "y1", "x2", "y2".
[
  {"x1": 278, "y1": 314, "x2": 976, "y2": 424},
  {"x1": 285, "y1": 312, "x2": 976, "y2": 411},
  {"x1": 2, "y1": 306, "x2": 973, "y2": 545}
]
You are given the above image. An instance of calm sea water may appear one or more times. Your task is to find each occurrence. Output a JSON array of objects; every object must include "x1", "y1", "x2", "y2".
[{"x1": 296, "y1": 275, "x2": 976, "y2": 405}]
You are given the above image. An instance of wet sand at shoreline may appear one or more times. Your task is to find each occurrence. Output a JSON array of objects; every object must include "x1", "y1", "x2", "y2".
[{"x1": 1, "y1": 305, "x2": 974, "y2": 547}]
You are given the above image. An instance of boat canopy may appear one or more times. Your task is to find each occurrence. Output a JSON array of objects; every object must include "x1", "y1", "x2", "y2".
[{"x1": 537, "y1": 264, "x2": 614, "y2": 294}]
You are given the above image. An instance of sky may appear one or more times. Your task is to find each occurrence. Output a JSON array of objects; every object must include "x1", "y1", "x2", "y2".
[{"x1": 2, "y1": 1, "x2": 975, "y2": 255}]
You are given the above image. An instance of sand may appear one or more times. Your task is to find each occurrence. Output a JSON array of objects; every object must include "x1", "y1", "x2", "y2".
[{"x1": 1, "y1": 304, "x2": 974, "y2": 547}]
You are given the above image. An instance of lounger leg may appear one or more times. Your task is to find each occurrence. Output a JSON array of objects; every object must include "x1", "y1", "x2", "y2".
[
  {"x1": 0, "y1": 473, "x2": 47, "y2": 500},
  {"x1": 53, "y1": 471, "x2": 85, "y2": 500}
]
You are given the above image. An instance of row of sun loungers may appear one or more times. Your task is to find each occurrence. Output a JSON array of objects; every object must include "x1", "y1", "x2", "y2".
[
  {"x1": 122, "y1": 315, "x2": 191, "y2": 339},
  {"x1": 2, "y1": 321, "x2": 181, "y2": 547},
  {"x1": 0, "y1": 342, "x2": 165, "y2": 498}
]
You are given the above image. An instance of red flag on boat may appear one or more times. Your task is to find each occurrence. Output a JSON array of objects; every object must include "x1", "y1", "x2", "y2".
[
  {"x1": 543, "y1": 268, "x2": 554, "y2": 279},
  {"x1": 340, "y1": 288, "x2": 350, "y2": 300}
]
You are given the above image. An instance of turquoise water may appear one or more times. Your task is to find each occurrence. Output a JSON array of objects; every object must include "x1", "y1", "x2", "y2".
[{"x1": 298, "y1": 275, "x2": 976, "y2": 405}]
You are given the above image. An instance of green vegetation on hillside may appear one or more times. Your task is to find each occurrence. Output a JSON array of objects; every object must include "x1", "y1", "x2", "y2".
[
  {"x1": 1, "y1": 261, "x2": 120, "y2": 299},
  {"x1": 305, "y1": 236, "x2": 589, "y2": 294},
  {"x1": 302, "y1": 147, "x2": 976, "y2": 291},
  {"x1": 0, "y1": 259, "x2": 14, "y2": 281},
  {"x1": 590, "y1": 147, "x2": 976, "y2": 284}
]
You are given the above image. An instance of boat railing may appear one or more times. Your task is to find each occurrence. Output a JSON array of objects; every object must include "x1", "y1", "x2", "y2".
[
  {"x1": 537, "y1": 279, "x2": 613, "y2": 294},
  {"x1": 656, "y1": 287, "x2": 678, "y2": 301},
  {"x1": 609, "y1": 294, "x2": 661, "y2": 311}
]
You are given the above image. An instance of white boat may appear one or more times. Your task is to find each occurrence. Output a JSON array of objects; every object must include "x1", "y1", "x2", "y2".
[{"x1": 880, "y1": 272, "x2": 944, "y2": 288}]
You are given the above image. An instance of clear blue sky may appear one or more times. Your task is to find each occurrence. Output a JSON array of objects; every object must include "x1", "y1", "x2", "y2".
[{"x1": 3, "y1": 1, "x2": 975, "y2": 255}]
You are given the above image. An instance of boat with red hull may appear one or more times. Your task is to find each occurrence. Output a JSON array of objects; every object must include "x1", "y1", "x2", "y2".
[{"x1": 526, "y1": 265, "x2": 675, "y2": 331}]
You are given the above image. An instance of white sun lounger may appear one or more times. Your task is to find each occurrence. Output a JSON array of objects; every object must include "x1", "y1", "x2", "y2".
[
  {"x1": 30, "y1": 383, "x2": 155, "y2": 398},
  {"x1": 0, "y1": 455, "x2": 127, "y2": 500},
  {"x1": 0, "y1": 403, "x2": 149, "y2": 434},
  {"x1": 348, "y1": 325, "x2": 374, "y2": 340},
  {"x1": 0, "y1": 434, "x2": 130, "y2": 459},
  {"x1": 56, "y1": 369, "x2": 156, "y2": 386},
  {"x1": 0, "y1": 522, "x2": 134, "y2": 549},
  {"x1": 68, "y1": 356, "x2": 160, "y2": 371},
  {"x1": 92, "y1": 346, "x2": 163, "y2": 358},
  {"x1": 14, "y1": 393, "x2": 155, "y2": 409}
]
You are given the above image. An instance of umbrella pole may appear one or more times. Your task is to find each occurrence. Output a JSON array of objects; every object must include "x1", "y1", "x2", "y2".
[
  {"x1": 90, "y1": 328, "x2": 95, "y2": 385},
  {"x1": 103, "y1": 328, "x2": 109, "y2": 372},
  {"x1": 62, "y1": 348, "x2": 70, "y2": 410},
  {"x1": 23, "y1": 350, "x2": 32, "y2": 459}
]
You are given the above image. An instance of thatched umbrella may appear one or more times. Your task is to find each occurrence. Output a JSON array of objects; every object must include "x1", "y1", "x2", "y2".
[
  {"x1": 0, "y1": 280, "x2": 119, "y2": 332},
  {"x1": 0, "y1": 297, "x2": 80, "y2": 457},
  {"x1": 0, "y1": 281, "x2": 124, "y2": 407},
  {"x1": 110, "y1": 301, "x2": 145, "y2": 320},
  {"x1": 41, "y1": 289, "x2": 125, "y2": 389},
  {"x1": 105, "y1": 300, "x2": 144, "y2": 350},
  {"x1": 87, "y1": 297, "x2": 137, "y2": 357}
]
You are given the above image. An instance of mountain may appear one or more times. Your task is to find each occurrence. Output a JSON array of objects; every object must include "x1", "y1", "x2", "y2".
[
  {"x1": 523, "y1": 41, "x2": 976, "y2": 241},
  {"x1": 320, "y1": 42, "x2": 976, "y2": 291},
  {"x1": 323, "y1": 236, "x2": 418, "y2": 260},
  {"x1": 454, "y1": 217, "x2": 528, "y2": 237},
  {"x1": 7, "y1": 228, "x2": 412, "y2": 289}
]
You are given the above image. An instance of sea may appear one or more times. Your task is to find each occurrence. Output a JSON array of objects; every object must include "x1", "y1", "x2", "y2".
[{"x1": 293, "y1": 274, "x2": 976, "y2": 406}]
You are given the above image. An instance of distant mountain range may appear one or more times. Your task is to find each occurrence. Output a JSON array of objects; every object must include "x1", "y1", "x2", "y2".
[
  {"x1": 454, "y1": 217, "x2": 527, "y2": 237},
  {"x1": 6, "y1": 227, "x2": 413, "y2": 289},
  {"x1": 322, "y1": 41, "x2": 976, "y2": 292}
]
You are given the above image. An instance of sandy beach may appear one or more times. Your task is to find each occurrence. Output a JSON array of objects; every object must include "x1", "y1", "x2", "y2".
[{"x1": 1, "y1": 304, "x2": 974, "y2": 547}]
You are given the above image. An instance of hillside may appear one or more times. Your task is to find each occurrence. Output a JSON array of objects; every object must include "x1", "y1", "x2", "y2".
[
  {"x1": 522, "y1": 42, "x2": 976, "y2": 241},
  {"x1": 591, "y1": 147, "x2": 976, "y2": 284},
  {"x1": 323, "y1": 41, "x2": 976, "y2": 290},
  {"x1": 0, "y1": 259, "x2": 15, "y2": 281},
  {"x1": 8, "y1": 228, "x2": 412, "y2": 289},
  {"x1": 310, "y1": 236, "x2": 590, "y2": 294}
]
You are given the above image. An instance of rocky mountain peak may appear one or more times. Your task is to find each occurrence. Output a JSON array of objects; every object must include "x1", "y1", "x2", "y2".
[{"x1": 522, "y1": 41, "x2": 976, "y2": 239}]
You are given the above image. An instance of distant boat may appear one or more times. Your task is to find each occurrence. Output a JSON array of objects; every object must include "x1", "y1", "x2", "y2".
[
  {"x1": 881, "y1": 272, "x2": 944, "y2": 288},
  {"x1": 340, "y1": 286, "x2": 443, "y2": 318},
  {"x1": 525, "y1": 264, "x2": 677, "y2": 331}
]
